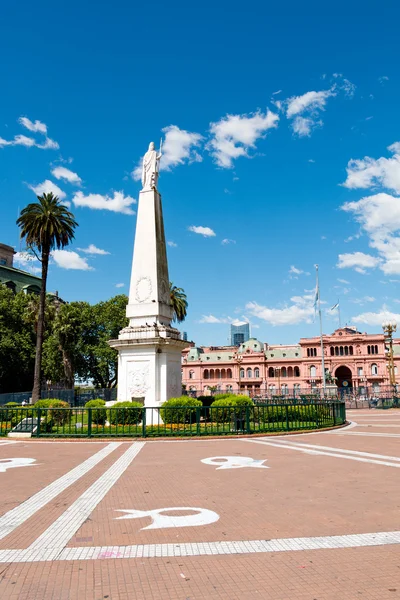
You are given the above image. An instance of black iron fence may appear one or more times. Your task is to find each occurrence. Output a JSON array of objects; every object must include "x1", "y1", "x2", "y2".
[
  {"x1": 0, "y1": 402, "x2": 346, "y2": 438},
  {"x1": 0, "y1": 388, "x2": 117, "y2": 406}
]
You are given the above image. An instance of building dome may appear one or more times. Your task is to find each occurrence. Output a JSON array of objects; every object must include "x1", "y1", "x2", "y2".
[{"x1": 238, "y1": 338, "x2": 263, "y2": 353}]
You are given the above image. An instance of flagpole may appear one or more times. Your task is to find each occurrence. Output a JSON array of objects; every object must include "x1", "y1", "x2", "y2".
[
  {"x1": 337, "y1": 299, "x2": 342, "y2": 328},
  {"x1": 315, "y1": 265, "x2": 326, "y2": 394}
]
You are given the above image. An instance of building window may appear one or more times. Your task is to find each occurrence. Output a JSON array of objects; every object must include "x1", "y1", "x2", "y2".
[
  {"x1": 330, "y1": 347, "x2": 334, "y2": 356},
  {"x1": 310, "y1": 365, "x2": 316, "y2": 377},
  {"x1": 254, "y1": 368, "x2": 260, "y2": 378},
  {"x1": 395, "y1": 366, "x2": 398, "y2": 375},
  {"x1": 294, "y1": 366, "x2": 300, "y2": 377},
  {"x1": 227, "y1": 368, "x2": 232, "y2": 379},
  {"x1": 371, "y1": 363, "x2": 378, "y2": 375},
  {"x1": 246, "y1": 368, "x2": 252, "y2": 378},
  {"x1": 349, "y1": 346, "x2": 354, "y2": 355},
  {"x1": 287, "y1": 366, "x2": 293, "y2": 377},
  {"x1": 203, "y1": 369, "x2": 209, "y2": 379},
  {"x1": 281, "y1": 384, "x2": 288, "y2": 395},
  {"x1": 357, "y1": 367, "x2": 363, "y2": 377},
  {"x1": 226, "y1": 384, "x2": 233, "y2": 392},
  {"x1": 281, "y1": 367, "x2": 287, "y2": 377},
  {"x1": 268, "y1": 367, "x2": 275, "y2": 378},
  {"x1": 240, "y1": 368, "x2": 245, "y2": 378},
  {"x1": 189, "y1": 370, "x2": 194, "y2": 380}
]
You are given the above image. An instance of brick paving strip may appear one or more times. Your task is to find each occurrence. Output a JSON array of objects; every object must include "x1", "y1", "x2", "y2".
[
  {"x1": 0, "y1": 442, "x2": 121, "y2": 541},
  {"x1": 0, "y1": 530, "x2": 399, "y2": 563}
]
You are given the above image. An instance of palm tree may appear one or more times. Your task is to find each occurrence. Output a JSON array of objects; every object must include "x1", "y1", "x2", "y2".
[
  {"x1": 17, "y1": 193, "x2": 78, "y2": 401},
  {"x1": 169, "y1": 282, "x2": 188, "y2": 323}
]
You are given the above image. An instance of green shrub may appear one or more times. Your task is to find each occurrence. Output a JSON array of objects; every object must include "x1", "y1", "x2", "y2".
[
  {"x1": 34, "y1": 399, "x2": 71, "y2": 427},
  {"x1": 109, "y1": 401, "x2": 143, "y2": 425},
  {"x1": 213, "y1": 393, "x2": 233, "y2": 401},
  {"x1": 210, "y1": 395, "x2": 254, "y2": 423},
  {"x1": 85, "y1": 399, "x2": 107, "y2": 425},
  {"x1": 160, "y1": 397, "x2": 202, "y2": 424},
  {"x1": 0, "y1": 403, "x2": 33, "y2": 427}
]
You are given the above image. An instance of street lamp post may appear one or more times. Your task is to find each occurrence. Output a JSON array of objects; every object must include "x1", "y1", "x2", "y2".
[
  {"x1": 234, "y1": 353, "x2": 243, "y2": 394},
  {"x1": 382, "y1": 320, "x2": 397, "y2": 395}
]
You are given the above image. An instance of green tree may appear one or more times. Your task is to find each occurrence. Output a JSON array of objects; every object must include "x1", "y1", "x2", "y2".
[
  {"x1": 169, "y1": 282, "x2": 188, "y2": 323},
  {"x1": 0, "y1": 288, "x2": 36, "y2": 393},
  {"x1": 17, "y1": 193, "x2": 78, "y2": 401}
]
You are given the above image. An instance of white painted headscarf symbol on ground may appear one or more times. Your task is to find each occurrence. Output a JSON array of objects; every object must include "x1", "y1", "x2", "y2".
[
  {"x1": 0, "y1": 458, "x2": 37, "y2": 472},
  {"x1": 115, "y1": 507, "x2": 220, "y2": 530},
  {"x1": 201, "y1": 456, "x2": 269, "y2": 470}
]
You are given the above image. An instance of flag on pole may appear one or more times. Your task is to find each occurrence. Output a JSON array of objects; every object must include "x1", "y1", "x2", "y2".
[{"x1": 330, "y1": 301, "x2": 339, "y2": 311}]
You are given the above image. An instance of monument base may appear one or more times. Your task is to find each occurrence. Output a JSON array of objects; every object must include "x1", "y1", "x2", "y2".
[{"x1": 109, "y1": 325, "x2": 187, "y2": 424}]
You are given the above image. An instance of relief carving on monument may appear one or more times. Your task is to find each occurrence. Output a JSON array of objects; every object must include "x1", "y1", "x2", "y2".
[
  {"x1": 128, "y1": 362, "x2": 150, "y2": 398},
  {"x1": 135, "y1": 276, "x2": 152, "y2": 303},
  {"x1": 167, "y1": 370, "x2": 181, "y2": 398}
]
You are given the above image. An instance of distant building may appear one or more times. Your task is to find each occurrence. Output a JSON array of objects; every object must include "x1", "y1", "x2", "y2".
[
  {"x1": 0, "y1": 243, "x2": 42, "y2": 294},
  {"x1": 182, "y1": 331, "x2": 188, "y2": 342},
  {"x1": 182, "y1": 327, "x2": 400, "y2": 396},
  {"x1": 230, "y1": 321, "x2": 250, "y2": 346}
]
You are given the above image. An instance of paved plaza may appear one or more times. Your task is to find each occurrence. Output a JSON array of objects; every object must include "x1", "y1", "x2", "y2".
[{"x1": 0, "y1": 410, "x2": 399, "y2": 599}]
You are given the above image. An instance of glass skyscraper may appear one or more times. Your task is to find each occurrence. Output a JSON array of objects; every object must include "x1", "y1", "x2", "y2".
[{"x1": 230, "y1": 322, "x2": 250, "y2": 346}]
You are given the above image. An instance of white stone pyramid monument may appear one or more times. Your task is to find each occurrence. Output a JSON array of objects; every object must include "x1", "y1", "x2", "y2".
[{"x1": 109, "y1": 141, "x2": 187, "y2": 415}]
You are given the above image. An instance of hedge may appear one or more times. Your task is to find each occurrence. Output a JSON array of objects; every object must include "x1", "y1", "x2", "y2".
[
  {"x1": 85, "y1": 399, "x2": 107, "y2": 425},
  {"x1": 34, "y1": 399, "x2": 71, "y2": 427},
  {"x1": 160, "y1": 396, "x2": 202, "y2": 424},
  {"x1": 109, "y1": 401, "x2": 143, "y2": 425}
]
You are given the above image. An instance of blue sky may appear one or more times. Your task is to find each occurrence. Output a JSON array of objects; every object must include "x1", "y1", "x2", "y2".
[{"x1": 1, "y1": 0, "x2": 400, "y2": 346}]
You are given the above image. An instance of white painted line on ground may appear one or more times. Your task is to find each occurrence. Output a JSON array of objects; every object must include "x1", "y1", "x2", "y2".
[
  {"x1": 336, "y1": 431, "x2": 400, "y2": 438},
  {"x1": 264, "y1": 440, "x2": 400, "y2": 462},
  {"x1": 243, "y1": 439, "x2": 400, "y2": 468},
  {"x1": 0, "y1": 442, "x2": 121, "y2": 542},
  {"x1": 0, "y1": 530, "x2": 399, "y2": 562},
  {"x1": 354, "y1": 424, "x2": 400, "y2": 428},
  {"x1": 26, "y1": 442, "x2": 145, "y2": 560}
]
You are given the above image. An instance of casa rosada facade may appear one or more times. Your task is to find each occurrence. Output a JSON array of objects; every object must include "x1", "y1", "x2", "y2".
[{"x1": 181, "y1": 327, "x2": 400, "y2": 396}]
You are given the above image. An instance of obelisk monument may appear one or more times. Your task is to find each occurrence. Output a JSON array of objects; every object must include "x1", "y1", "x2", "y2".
[{"x1": 109, "y1": 141, "x2": 187, "y2": 413}]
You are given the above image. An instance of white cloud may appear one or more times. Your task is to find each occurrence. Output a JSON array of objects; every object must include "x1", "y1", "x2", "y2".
[
  {"x1": 286, "y1": 89, "x2": 334, "y2": 118},
  {"x1": 14, "y1": 251, "x2": 41, "y2": 274},
  {"x1": 72, "y1": 191, "x2": 136, "y2": 214},
  {"x1": 161, "y1": 125, "x2": 203, "y2": 170},
  {"x1": 167, "y1": 241, "x2": 178, "y2": 247},
  {"x1": 289, "y1": 265, "x2": 303, "y2": 275},
  {"x1": 0, "y1": 134, "x2": 59, "y2": 150},
  {"x1": 342, "y1": 143, "x2": 400, "y2": 193},
  {"x1": 291, "y1": 117, "x2": 319, "y2": 137},
  {"x1": 245, "y1": 293, "x2": 315, "y2": 326},
  {"x1": 378, "y1": 76, "x2": 389, "y2": 84},
  {"x1": 115, "y1": 283, "x2": 125, "y2": 288},
  {"x1": 77, "y1": 244, "x2": 110, "y2": 255},
  {"x1": 208, "y1": 109, "x2": 279, "y2": 168},
  {"x1": 28, "y1": 179, "x2": 66, "y2": 200},
  {"x1": 199, "y1": 314, "x2": 232, "y2": 324},
  {"x1": 52, "y1": 250, "x2": 93, "y2": 270},
  {"x1": 352, "y1": 307, "x2": 400, "y2": 326},
  {"x1": 18, "y1": 117, "x2": 47, "y2": 135},
  {"x1": 188, "y1": 225, "x2": 216, "y2": 237},
  {"x1": 337, "y1": 278, "x2": 350, "y2": 284},
  {"x1": 337, "y1": 251, "x2": 380, "y2": 274},
  {"x1": 272, "y1": 90, "x2": 282, "y2": 95},
  {"x1": 37, "y1": 137, "x2": 59, "y2": 150},
  {"x1": 351, "y1": 296, "x2": 376, "y2": 304},
  {"x1": 51, "y1": 166, "x2": 82, "y2": 185},
  {"x1": 221, "y1": 238, "x2": 236, "y2": 245}
]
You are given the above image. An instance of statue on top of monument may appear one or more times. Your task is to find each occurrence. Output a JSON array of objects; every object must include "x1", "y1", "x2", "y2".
[{"x1": 141, "y1": 141, "x2": 162, "y2": 191}]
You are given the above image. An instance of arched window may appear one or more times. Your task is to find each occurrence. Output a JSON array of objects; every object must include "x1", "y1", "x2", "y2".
[
  {"x1": 240, "y1": 368, "x2": 245, "y2": 378},
  {"x1": 268, "y1": 367, "x2": 275, "y2": 378},
  {"x1": 221, "y1": 368, "x2": 226, "y2": 378},
  {"x1": 294, "y1": 366, "x2": 300, "y2": 377},
  {"x1": 340, "y1": 346, "x2": 344, "y2": 356},
  {"x1": 371, "y1": 363, "x2": 378, "y2": 375},
  {"x1": 287, "y1": 366, "x2": 293, "y2": 377},
  {"x1": 330, "y1": 347, "x2": 334, "y2": 356},
  {"x1": 294, "y1": 383, "x2": 300, "y2": 392},
  {"x1": 335, "y1": 347, "x2": 339, "y2": 356},
  {"x1": 210, "y1": 369, "x2": 215, "y2": 379},
  {"x1": 281, "y1": 384, "x2": 288, "y2": 395},
  {"x1": 375, "y1": 345, "x2": 378, "y2": 354},
  {"x1": 246, "y1": 368, "x2": 252, "y2": 378},
  {"x1": 314, "y1": 348, "x2": 317, "y2": 357},
  {"x1": 310, "y1": 365, "x2": 317, "y2": 377},
  {"x1": 5, "y1": 281, "x2": 16, "y2": 293},
  {"x1": 367, "y1": 345, "x2": 371, "y2": 355},
  {"x1": 254, "y1": 367, "x2": 260, "y2": 378},
  {"x1": 269, "y1": 385, "x2": 276, "y2": 394},
  {"x1": 349, "y1": 346, "x2": 353, "y2": 355},
  {"x1": 344, "y1": 346, "x2": 348, "y2": 356},
  {"x1": 227, "y1": 368, "x2": 232, "y2": 379},
  {"x1": 189, "y1": 370, "x2": 195, "y2": 380},
  {"x1": 203, "y1": 369, "x2": 209, "y2": 379},
  {"x1": 216, "y1": 369, "x2": 222, "y2": 379},
  {"x1": 280, "y1": 367, "x2": 286, "y2": 377}
]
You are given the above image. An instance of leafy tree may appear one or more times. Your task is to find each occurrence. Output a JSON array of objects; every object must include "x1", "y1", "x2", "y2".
[
  {"x1": 169, "y1": 282, "x2": 188, "y2": 323},
  {"x1": 17, "y1": 193, "x2": 78, "y2": 401},
  {"x1": 0, "y1": 288, "x2": 36, "y2": 393}
]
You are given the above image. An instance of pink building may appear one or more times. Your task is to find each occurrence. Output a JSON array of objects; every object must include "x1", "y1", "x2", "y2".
[{"x1": 182, "y1": 327, "x2": 400, "y2": 397}]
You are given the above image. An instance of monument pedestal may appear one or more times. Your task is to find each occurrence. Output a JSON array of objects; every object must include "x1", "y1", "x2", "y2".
[{"x1": 109, "y1": 325, "x2": 187, "y2": 421}]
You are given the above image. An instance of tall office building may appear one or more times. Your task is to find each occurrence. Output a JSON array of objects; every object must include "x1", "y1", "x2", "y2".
[{"x1": 230, "y1": 321, "x2": 250, "y2": 346}]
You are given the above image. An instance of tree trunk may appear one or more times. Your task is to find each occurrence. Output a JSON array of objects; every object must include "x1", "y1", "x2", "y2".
[
  {"x1": 62, "y1": 349, "x2": 74, "y2": 389},
  {"x1": 32, "y1": 249, "x2": 49, "y2": 402}
]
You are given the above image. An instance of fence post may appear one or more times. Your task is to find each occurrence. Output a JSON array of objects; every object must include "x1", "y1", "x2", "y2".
[
  {"x1": 196, "y1": 407, "x2": 201, "y2": 436},
  {"x1": 87, "y1": 408, "x2": 92, "y2": 437},
  {"x1": 142, "y1": 407, "x2": 146, "y2": 437},
  {"x1": 285, "y1": 405, "x2": 289, "y2": 431},
  {"x1": 36, "y1": 408, "x2": 41, "y2": 437},
  {"x1": 332, "y1": 403, "x2": 336, "y2": 426}
]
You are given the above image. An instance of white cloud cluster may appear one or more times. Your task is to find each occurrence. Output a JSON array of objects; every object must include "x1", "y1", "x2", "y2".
[
  {"x1": 199, "y1": 315, "x2": 232, "y2": 324},
  {"x1": 208, "y1": 110, "x2": 279, "y2": 168},
  {"x1": 0, "y1": 117, "x2": 59, "y2": 150},
  {"x1": 72, "y1": 191, "x2": 136, "y2": 215},
  {"x1": 51, "y1": 166, "x2": 82, "y2": 185},
  {"x1": 285, "y1": 89, "x2": 335, "y2": 138},
  {"x1": 245, "y1": 293, "x2": 315, "y2": 326},
  {"x1": 342, "y1": 142, "x2": 400, "y2": 193},
  {"x1": 188, "y1": 225, "x2": 216, "y2": 237},
  {"x1": 337, "y1": 251, "x2": 380, "y2": 274},
  {"x1": 78, "y1": 244, "x2": 110, "y2": 255},
  {"x1": 52, "y1": 250, "x2": 93, "y2": 271},
  {"x1": 28, "y1": 180, "x2": 67, "y2": 201},
  {"x1": 14, "y1": 251, "x2": 41, "y2": 274},
  {"x1": 352, "y1": 307, "x2": 400, "y2": 326},
  {"x1": 221, "y1": 238, "x2": 236, "y2": 245},
  {"x1": 167, "y1": 241, "x2": 178, "y2": 247}
]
